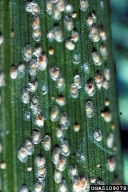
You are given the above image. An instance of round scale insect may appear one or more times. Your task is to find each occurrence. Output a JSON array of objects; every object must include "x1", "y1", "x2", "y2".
[
  {"x1": 107, "y1": 156, "x2": 116, "y2": 172},
  {"x1": 100, "y1": 45, "x2": 108, "y2": 58},
  {"x1": 34, "y1": 180, "x2": 45, "y2": 192},
  {"x1": 35, "y1": 155, "x2": 46, "y2": 167},
  {"x1": 33, "y1": 44, "x2": 42, "y2": 57},
  {"x1": 32, "y1": 129, "x2": 42, "y2": 144},
  {"x1": 85, "y1": 79, "x2": 96, "y2": 96},
  {"x1": 56, "y1": 0, "x2": 65, "y2": 12},
  {"x1": 21, "y1": 89, "x2": 30, "y2": 104},
  {"x1": 72, "y1": 30, "x2": 79, "y2": 42},
  {"x1": 59, "y1": 112, "x2": 70, "y2": 129},
  {"x1": 106, "y1": 133, "x2": 114, "y2": 148},
  {"x1": 101, "y1": 108, "x2": 112, "y2": 122},
  {"x1": 86, "y1": 13, "x2": 97, "y2": 27},
  {"x1": 56, "y1": 76, "x2": 65, "y2": 91},
  {"x1": 46, "y1": 0, "x2": 53, "y2": 15},
  {"x1": 58, "y1": 180, "x2": 68, "y2": 192},
  {"x1": 53, "y1": 26, "x2": 64, "y2": 42},
  {"x1": 55, "y1": 155, "x2": 67, "y2": 171},
  {"x1": 42, "y1": 135, "x2": 51, "y2": 151},
  {"x1": 56, "y1": 95, "x2": 66, "y2": 106},
  {"x1": 89, "y1": 25, "x2": 100, "y2": 42},
  {"x1": 65, "y1": 38, "x2": 75, "y2": 50},
  {"x1": 72, "y1": 175, "x2": 89, "y2": 192},
  {"x1": 102, "y1": 79, "x2": 109, "y2": 89},
  {"x1": 99, "y1": 27, "x2": 107, "y2": 41},
  {"x1": 18, "y1": 63, "x2": 26, "y2": 77},
  {"x1": 41, "y1": 84, "x2": 48, "y2": 95},
  {"x1": 69, "y1": 165, "x2": 78, "y2": 179},
  {"x1": 83, "y1": 63, "x2": 89, "y2": 73},
  {"x1": 36, "y1": 166, "x2": 47, "y2": 179},
  {"x1": 32, "y1": 29, "x2": 42, "y2": 42},
  {"x1": 18, "y1": 147, "x2": 28, "y2": 163},
  {"x1": 93, "y1": 129, "x2": 102, "y2": 142},
  {"x1": 37, "y1": 54, "x2": 48, "y2": 71},
  {"x1": 52, "y1": 4, "x2": 62, "y2": 20},
  {"x1": 72, "y1": 54, "x2": 80, "y2": 65},
  {"x1": 90, "y1": 176, "x2": 96, "y2": 183},
  {"x1": 54, "y1": 169, "x2": 62, "y2": 184},
  {"x1": 10, "y1": 65, "x2": 18, "y2": 79},
  {"x1": 74, "y1": 75, "x2": 82, "y2": 89},
  {"x1": 60, "y1": 140, "x2": 70, "y2": 156},
  {"x1": 70, "y1": 84, "x2": 79, "y2": 98},
  {"x1": 65, "y1": 3, "x2": 74, "y2": 13},
  {"x1": 56, "y1": 126, "x2": 65, "y2": 140},
  {"x1": 23, "y1": 44, "x2": 32, "y2": 62},
  {"x1": 50, "y1": 106, "x2": 60, "y2": 122},
  {"x1": 30, "y1": 103, "x2": 40, "y2": 116},
  {"x1": 32, "y1": 96, "x2": 39, "y2": 105},
  {"x1": 29, "y1": 59, "x2": 38, "y2": 76},
  {"x1": 35, "y1": 113, "x2": 44, "y2": 127},
  {"x1": 104, "y1": 68, "x2": 110, "y2": 81},
  {"x1": 24, "y1": 139, "x2": 34, "y2": 155},
  {"x1": 52, "y1": 147, "x2": 61, "y2": 165},
  {"x1": 79, "y1": 0, "x2": 88, "y2": 11},
  {"x1": 25, "y1": 2, "x2": 40, "y2": 16},
  {"x1": 28, "y1": 81, "x2": 38, "y2": 92},
  {"x1": 32, "y1": 16, "x2": 40, "y2": 30},
  {"x1": 95, "y1": 71, "x2": 103, "y2": 89},
  {"x1": 19, "y1": 185, "x2": 29, "y2": 192},
  {"x1": 92, "y1": 52, "x2": 101, "y2": 66},
  {"x1": 47, "y1": 30, "x2": 54, "y2": 42},
  {"x1": 64, "y1": 15, "x2": 74, "y2": 31},
  {"x1": 49, "y1": 66, "x2": 60, "y2": 81}
]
